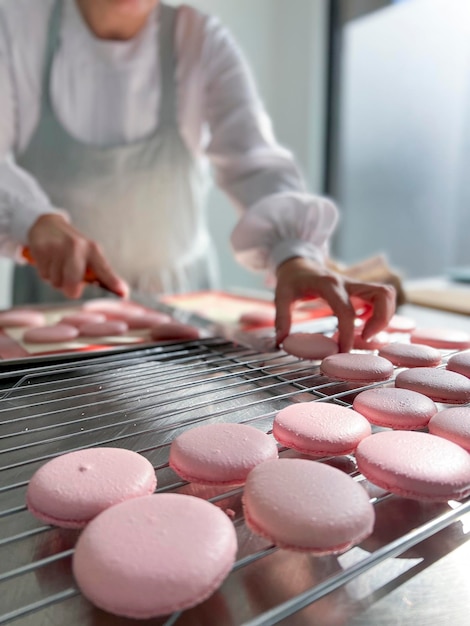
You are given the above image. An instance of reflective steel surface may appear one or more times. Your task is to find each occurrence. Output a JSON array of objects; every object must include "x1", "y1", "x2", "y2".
[{"x1": 1, "y1": 304, "x2": 470, "y2": 626}]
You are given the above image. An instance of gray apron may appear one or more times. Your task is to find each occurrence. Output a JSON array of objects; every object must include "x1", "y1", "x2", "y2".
[{"x1": 13, "y1": 0, "x2": 218, "y2": 305}]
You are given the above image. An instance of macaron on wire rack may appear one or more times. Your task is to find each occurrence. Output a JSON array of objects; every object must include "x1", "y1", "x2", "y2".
[{"x1": 0, "y1": 325, "x2": 470, "y2": 625}]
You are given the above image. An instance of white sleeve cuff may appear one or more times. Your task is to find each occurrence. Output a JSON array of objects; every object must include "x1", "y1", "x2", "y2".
[{"x1": 230, "y1": 191, "x2": 339, "y2": 278}]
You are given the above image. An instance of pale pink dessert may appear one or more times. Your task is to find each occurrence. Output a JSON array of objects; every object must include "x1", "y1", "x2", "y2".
[
  {"x1": 350, "y1": 331, "x2": 391, "y2": 351},
  {"x1": 169, "y1": 423, "x2": 278, "y2": 485},
  {"x1": 320, "y1": 353, "x2": 394, "y2": 382},
  {"x1": 72, "y1": 494, "x2": 237, "y2": 618},
  {"x1": 428, "y1": 406, "x2": 470, "y2": 452},
  {"x1": 410, "y1": 328, "x2": 470, "y2": 350},
  {"x1": 79, "y1": 320, "x2": 128, "y2": 337},
  {"x1": 385, "y1": 314, "x2": 416, "y2": 333},
  {"x1": 395, "y1": 367, "x2": 470, "y2": 404},
  {"x1": 23, "y1": 323, "x2": 79, "y2": 343},
  {"x1": 26, "y1": 448, "x2": 157, "y2": 528},
  {"x1": 273, "y1": 402, "x2": 371, "y2": 456},
  {"x1": 333, "y1": 328, "x2": 391, "y2": 351},
  {"x1": 61, "y1": 311, "x2": 107, "y2": 327},
  {"x1": 82, "y1": 298, "x2": 145, "y2": 315},
  {"x1": 242, "y1": 458, "x2": 375, "y2": 553},
  {"x1": 353, "y1": 387, "x2": 437, "y2": 430},
  {"x1": 378, "y1": 342, "x2": 442, "y2": 368},
  {"x1": 282, "y1": 333, "x2": 338, "y2": 360},
  {"x1": 126, "y1": 312, "x2": 172, "y2": 329},
  {"x1": 446, "y1": 350, "x2": 470, "y2": 378},
  {"x1": 0, "y1": 309, "x2": 46, "y2": 328},
  {"x1": 150, "y1": 322, "x2": 200, "y2": 341},
  {"x1": 356, "y1": 430, "x2": 470, "y2": 501}
]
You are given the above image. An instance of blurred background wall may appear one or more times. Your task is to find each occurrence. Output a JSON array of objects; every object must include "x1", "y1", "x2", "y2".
[{"x1": 331, "y1": 0, "x2": 470, "y2": 279}]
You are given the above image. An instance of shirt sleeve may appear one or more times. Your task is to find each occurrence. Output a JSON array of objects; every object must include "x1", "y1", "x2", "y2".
[
  {"x1": 0, "y1": 9, "x2": 60, "y2": 261},
  {"x1": 201, "y1": 17, "x2": 339, "y2": 279}
]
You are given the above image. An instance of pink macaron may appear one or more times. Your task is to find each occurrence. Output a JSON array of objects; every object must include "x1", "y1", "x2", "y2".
[
  {"x1": 378, "y1": 342, "x2": 442, "y2": 368},
  {"x1": 0, "y1": 309, "x2": 46, "y2": 328},
  {"x1": 410, "y1": 328, "x2": 470, "y2": 351},
  {"x1": 79, "y1": 320, "x2": 129, "y2": 337},
  {"x1": 428, "y1": 406, "x2": 470, "y2": 452},
  {"x1": 353, "y1": 387, "x2": 438, "y2": 430},
  {"x1": 242, "y1": 458, "x2": 375, "y2": 553},
  {"x1": 126, "y1": 312, "x2": 172, "y2": 329},
  {"x1": 150, "y1": 322, "x2": 200, "y2": 341},
  {"x1": 356, "y1": 430, "x2": 470, "y2": 501},
  {"x1": 446, "y1": 350, "x2": 470, "y2": 378},
  {"x1": 72, "y1": 493, "x2": 237, "y2": 619},
  {"x1": 26, "y1": 448, "x2": 157, "y2": 528},
  {"x1": 169, "y1": 422, "x2": 279, "y2": 485},
  {"x1": 61, "y1": 311, "x2": 107, "y2": 327},
  {"x1": 395, "y1": 367, "x2": 470, "y2": 404},
  {"x1": 385, "y1": 314, "x2": 416, "y2": 333},
  {"x1": 320, "y1": 353, "x2": 394, "y2": 383},
  {"x1": 282, "y1": 333, "x2": 339, "y2": 360},
  {"x1": 22, "y1": 323, "x2": 79, "y2": 343},
  {"x1": 273, "y1": 401, "x2": 371, "y2": 456}
]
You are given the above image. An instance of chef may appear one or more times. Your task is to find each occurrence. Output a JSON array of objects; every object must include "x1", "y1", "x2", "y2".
[{"x1": 0, "y1": 0, "x2": 395, "y2": 351}]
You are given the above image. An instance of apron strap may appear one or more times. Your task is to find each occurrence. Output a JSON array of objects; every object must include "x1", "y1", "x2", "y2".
[
  {"x1": 158, "y1": 3, "x2": 178, "y2": 127},
  {"x1": 41, "y1": 1, "x2": 178, "y2": 127},
  {"x1": 40, "y1": 0, "x2": 62, "y2": 111}
]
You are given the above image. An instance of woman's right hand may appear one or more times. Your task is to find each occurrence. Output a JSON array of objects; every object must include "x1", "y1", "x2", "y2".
[{"x1": 27, "y1": 213, "x2": 129, "y2": 299}]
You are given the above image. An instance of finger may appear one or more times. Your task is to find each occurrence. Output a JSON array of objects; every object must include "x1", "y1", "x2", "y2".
[
  {"x1": 48, "y1": 257, "x2": 65, "y2": 289},
  {"x1": 88, "y1": 243, "x2": 129, "y2": 298},
  {"x1": 61, "y1": 241, "x2": 88, "y2": 299},
  {"x1": 347, "y1": 283, "x2": 397, "y2": 339},
  {"x1": 319, "y1": 282, "x2": 356, "y2": 353},
  {"x1": 274, "y1": 283, "x2": 295, "y2": 346}
]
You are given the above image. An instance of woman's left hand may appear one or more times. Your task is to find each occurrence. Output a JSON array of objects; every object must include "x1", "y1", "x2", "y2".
[{"x1": 274, "y1": 257, "x2": 397, "y2": 353}]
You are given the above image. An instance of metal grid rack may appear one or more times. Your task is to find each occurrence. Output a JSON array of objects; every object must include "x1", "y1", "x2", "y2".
[{"x1": 1, "y1": 337, "x2": 470, "y2": 626}]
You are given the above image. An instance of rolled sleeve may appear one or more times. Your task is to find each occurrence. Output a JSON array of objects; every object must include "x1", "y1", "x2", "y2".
[{"x1": 230, "y1": 192, "x2": 339, "y2": 280}]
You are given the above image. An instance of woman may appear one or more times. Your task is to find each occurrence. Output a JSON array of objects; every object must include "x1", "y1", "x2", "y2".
[{"x1": 0, "y1": 0, "x2": 395, "y2": 350}]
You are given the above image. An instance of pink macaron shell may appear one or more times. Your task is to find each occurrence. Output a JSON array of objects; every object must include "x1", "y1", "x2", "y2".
[
  {"x1": 378, "y1": 342, "x2": 442, "y2": 368},
  {"x1": 26, "y1": 448, "x2": 157, "y2": 528},
  {"x1": 0, "y1": 309, "x2": 46, "y2": 328},
  {"x1": 72, "y1": 493, "x2": 237, "y2": 619},
  {"x1": 352, "y1": 387, "x2": 438, "y2": 430},
  {"x1": 61, "y1": 312, "x2": 107, "y2": 327},
  {"x1": 22, "y1": 323, "x2": 80, "y2": 344},
  {"x1": 428, "y1": 406, "x2": 470, "y2": 452},
  {"x1": 82, "y1": 299, "x2": 145, "y2": 315},
  {"x1": 242, "y1": 458, "x2": 375, "y2": 553},
  {"x1": 282, "y1": 333, "x2": 339, "y2": 360},
  {"x1": 410, "y1": 328, "x2": 470, "y2": 350},
  {"x1": 320, "y1": 353, "x2": 394, "y2": 382},
  {"x1": 273, "y1": 402, "x2": 371, "y2": 456},
  {"x1": 351, "y1": 331, "x2": 392, "y2": 351},
  {"x1": 385, "y1": 314, "x2": 417, "y2": 333},
  {"x1": 169, "y1": 423, "x2": 279, "y2": 485},
  {"x1": 356, "y1": 430, "x2": 470, "y2": 501},
  {"x1": 150, "y1": 322, "x2": 200, "y2": 341},
  {"x1": 79, "y1": 320, "x2": 129, "y2": 337},
  {"x1": 126, "y1": 312, "x2": 172, "y2": 329},
  {"x1": 446, "y1": 350, "x2": 470, "y2": 378},
  {"x1": 395, "y1": 367, "x2": 470, "y2": 404},
  {"x1": 333, "y1": 328, "x2": 391, "y2": 351}
]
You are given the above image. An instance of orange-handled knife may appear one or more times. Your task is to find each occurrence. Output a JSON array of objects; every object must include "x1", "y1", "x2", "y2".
[{"x1": 22, "y1": 247, "x2": 100, "y2": 285}]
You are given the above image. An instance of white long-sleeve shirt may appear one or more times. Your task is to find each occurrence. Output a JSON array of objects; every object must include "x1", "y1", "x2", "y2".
[{"x1": 0, "y1": 0, "x2": 338, "y2": 275}]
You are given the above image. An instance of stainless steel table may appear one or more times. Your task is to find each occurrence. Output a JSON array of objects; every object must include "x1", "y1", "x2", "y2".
[{"x1": 1, "y1": 302, "x2": 469, "y2": 626}]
